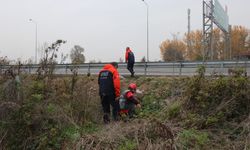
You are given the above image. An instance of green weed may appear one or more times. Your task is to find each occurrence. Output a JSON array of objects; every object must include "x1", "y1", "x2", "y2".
[
  {"x1": 178, "y1": 129, "x2": 209, "y2": 149},
  {"x1": 166, "y1": 101, "x2": 181, "y2": 119},
  {"x1": 81, "y1": 122, "x2": 100, "y2": 134},
  {"x1": 118, "y1": 139, "x2": 137, "y2": 150}
]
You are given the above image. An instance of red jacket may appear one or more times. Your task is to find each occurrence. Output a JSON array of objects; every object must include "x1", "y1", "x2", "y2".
[
  {"x1": 99, "y1": 64, "x2": 120, "y2": 98},
  {"x1": 120, "y1": 90, "x2": 139, "y2": 114},
  {"x1": 125, "y1": 91, "x2": 139, "y2": 105},
  {"x1": 125, "y1": 48, "x2": 132, "y2": 62}
]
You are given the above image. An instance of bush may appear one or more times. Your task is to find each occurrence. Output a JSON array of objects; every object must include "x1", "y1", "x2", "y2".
[
  {"x1": 177, "y1": 129, "x2": 209, "y2": 149},
  {"x1": 0, "y1": 76, "x2": 102, "y2": 149},
  {"x1": 165, "y1": 101, "x2": 182, "y2": 119},
  {"x1": 118, "y1": 139, "x2": 137, "y2": 150}
]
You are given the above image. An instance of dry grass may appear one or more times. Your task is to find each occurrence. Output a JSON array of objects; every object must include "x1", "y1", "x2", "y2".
[
  {"x1": 0, "y1": 72, "x2": 249, "y2": 149},
  {"x1": 75, "y1": 118, "x2": 177, "y2": 150}
]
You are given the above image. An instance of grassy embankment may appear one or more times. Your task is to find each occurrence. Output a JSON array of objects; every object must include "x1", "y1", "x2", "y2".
[{"x1": 0, "y1": 67, "x2": 249, "y2": 149}]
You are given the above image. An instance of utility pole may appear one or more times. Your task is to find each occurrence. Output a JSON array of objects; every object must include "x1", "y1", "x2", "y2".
[
  {"x1": 29, "y1": 19, "x2": 38, "y2": 64},
  {"x1": 187, "y1": 9, "x2": 191, "y2": 59},
  {"x1": 142, "y1": 0, "x2": 149, "y2": 62}
]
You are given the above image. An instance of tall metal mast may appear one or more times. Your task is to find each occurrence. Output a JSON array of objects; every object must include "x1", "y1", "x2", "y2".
[{"x1": 203, "y1": 0, "x2": 214, "y2": 61}]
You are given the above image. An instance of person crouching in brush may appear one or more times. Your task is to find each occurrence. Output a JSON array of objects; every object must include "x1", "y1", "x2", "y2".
[{"x1": 119, "y1": 83, "x2": 141, "y2": 120}]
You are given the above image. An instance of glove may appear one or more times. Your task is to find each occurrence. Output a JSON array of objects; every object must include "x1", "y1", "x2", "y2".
[
  {"x1": 115, "y1": 97, "x2": 120, "y2": 101},
  {"x1": 136, "y1": 104, "x2": 141, "y2": 108}
]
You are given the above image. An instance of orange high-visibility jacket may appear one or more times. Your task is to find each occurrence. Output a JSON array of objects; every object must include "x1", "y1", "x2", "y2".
[
  {"x1": 98, "y1": 64, "x2": 120, "y2": 98},
  {"x1": 125, "y1": 48, "x2": 132, "y2": 62}
]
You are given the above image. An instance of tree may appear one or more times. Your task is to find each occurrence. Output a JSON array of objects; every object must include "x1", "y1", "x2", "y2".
[
  {"x1": 183, "y1": 27, "x2": 250, "y2": 61},
  {"x1": 70, "y1": 45, "x2": 85, "y2": 64},
  {"x1": 36, "y1": 39, "x2": 66, "y2": 79},
  {"x1": 160, "y1": 38, "x2": 186, "y2": 61},
  {"x1": 60, "y1": 53, "x2": 68, "y2": 64},
  {"x1": 0, "y1": 56, "x2": 10, "y2": 65},
  {"x1": 39, "y1": 42, "x2": 49, "y2": 61},
  {"x1": 89, "y1": 59, "x2": 101, "y2": 63},
  {"x1": 230, "y1": 26, "x2": 249, "y2": 58},
  {"x1": 184, "y1": 30, "x2": 203, "y2": 61},
  {"x1": 211, "y1": 28, "x2": 224, "y2": 60},
  {"x1": 161, "y1": 26, "x2": 250, "y2": 61}
]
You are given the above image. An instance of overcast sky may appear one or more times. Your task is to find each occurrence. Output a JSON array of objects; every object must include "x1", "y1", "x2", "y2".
[{"x1": 0, "y1": 0, "x2": 249, "y2": 63}]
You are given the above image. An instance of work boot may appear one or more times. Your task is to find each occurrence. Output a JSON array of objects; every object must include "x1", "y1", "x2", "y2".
[
  {"x1": 120, "y1": 113, "x2": 129, "y2": 122},
  {"x1": 131, "y1": 72, "x2": 135, "y2": 77},
  {"x1": 113, "y1": 113, "x2": 120, "y2": 121},
  {"x1": 103, "y1": 114, "x2": 110, "y2": 124}
]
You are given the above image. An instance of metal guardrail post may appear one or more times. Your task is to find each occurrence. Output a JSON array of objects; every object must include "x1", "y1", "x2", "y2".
[
  {"x1": 65, "y1": 65, "x2": 68, "y2": 74},
  {"x1": 144, "y1": 62, "x2": 147, "y2": 76},
  {"x1": 88, "y1": 63, "x2": 91, "y2": 76},
  {"x1": 29, "y1": 65, "x2": 31, "y2": 74},
  {"x1": 172, "y1": 62, "x2": 175, "y2": 76},
  {"x1": 179, "y1": 62, "x2": 182, "y2": 76},
  {"x1": 220, "y1": 62, "x2": 224, "y2": 75},
  {"x1": 244, "y1": 61, "x2": 248, "y2": 76}
]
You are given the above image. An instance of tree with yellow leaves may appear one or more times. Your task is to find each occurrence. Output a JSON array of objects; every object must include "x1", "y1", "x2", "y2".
[
  {"x1": 230, "y1": 26, "x2": 249, "y2": 58},
  {"x1": 184, "y1": 30, "x2": 203, "y2": 61},
  {"x1": 160, "y1": 26, "x2": 250, "y2": 61},
  {"x1": 160, "y1": 37, "x2": 186, "y2": 61}
]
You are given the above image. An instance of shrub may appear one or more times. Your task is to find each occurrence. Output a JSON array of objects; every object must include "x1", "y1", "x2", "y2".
[
  {"x1": 118, "y1": 139, "x2": 137, "y2": 150},
  {"x1": 165, "y1": 101, "x2": 182, "y2": 119},
  {"x1": 177, "y1": 129, "x2": 209, "y2": 149}
]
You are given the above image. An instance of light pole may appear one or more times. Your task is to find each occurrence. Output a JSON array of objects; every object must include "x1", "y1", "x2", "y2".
[
  {"x1": 142, "y1": 0, "x2": 149, "y2": 62},
  {"x1": 29, "y1": 19, "x2": 38, "y2": 64}
]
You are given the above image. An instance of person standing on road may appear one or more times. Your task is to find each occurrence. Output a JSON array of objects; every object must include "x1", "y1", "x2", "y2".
[
  {"x1": 125, "y1": 47, "x2": 135, "y2": 77},
  {"x1": 98, "y1": 62, "x2": 121, "y2": 124}
]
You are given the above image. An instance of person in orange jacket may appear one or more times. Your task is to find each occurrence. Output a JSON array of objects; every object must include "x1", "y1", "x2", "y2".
[
  {"x1": 98, "y1": 62, "x2": 121, "y2": 123},
  {"x1": 125, "y1": 47, "x2": 135, "y2": 77}
]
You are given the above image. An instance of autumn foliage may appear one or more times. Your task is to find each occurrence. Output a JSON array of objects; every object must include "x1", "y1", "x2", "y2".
[
  {"x1": 160, "y1": 39, "x2": 186, "y2": 61},
  {"x1": 160, "y1": 26, "x2": 250, "y2": 61}
]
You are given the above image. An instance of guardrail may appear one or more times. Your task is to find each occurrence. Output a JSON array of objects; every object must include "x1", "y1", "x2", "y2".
[{"x1": 0, "y1": 61, "x2": 249, "y2": 76}]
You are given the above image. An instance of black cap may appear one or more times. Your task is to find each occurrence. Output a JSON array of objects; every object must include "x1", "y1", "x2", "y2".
[{"x1": 110, "y1": 62, "x2": 118, "y2": 68}]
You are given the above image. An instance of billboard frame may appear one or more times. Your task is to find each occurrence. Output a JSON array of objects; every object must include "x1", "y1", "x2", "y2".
[{"x1": 202, "y1": 0, "x2": 230, "y2": 61}]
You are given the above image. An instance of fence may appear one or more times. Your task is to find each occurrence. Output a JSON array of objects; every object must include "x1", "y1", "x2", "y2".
[{"x1": 0, "y1": 61, "x2": 249, "y2": 76}]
